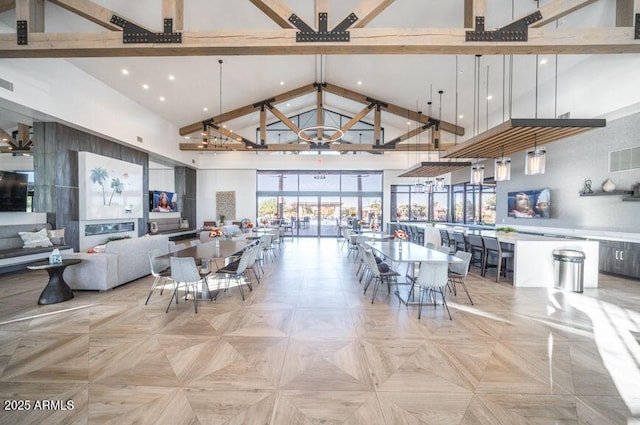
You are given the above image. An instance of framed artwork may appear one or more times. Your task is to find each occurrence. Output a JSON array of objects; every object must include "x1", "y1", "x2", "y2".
[
  {"x1": 79, "y1": 152, "x2": 144, "y2": 220},
  {"x1": 216, "y1": 191, "x2": 236, "y2": 221}
]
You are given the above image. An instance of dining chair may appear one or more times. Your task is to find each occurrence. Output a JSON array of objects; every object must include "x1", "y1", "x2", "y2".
[
  {"x1": 467, "y1": 234, "x2": 485, "y2": 271},
  {"x1": 448, "y1": 251, "x2": 474, "y2": 304},
  {"x1": 144, "y1": 248, "x2": 172, "y2": 305},
  {"x1": 436, "y1": 245, "x2": 451, "y2": 255},
  {"x1": 452, "y1": 232, "x2": 468, "y2": 252},
  {"x1": 438, "y1": 229, "x2": 453, "y2": 252},
  {"x1": 167, "y1": 256, "x2": 212, "y2": 313},
  {"x1": 362, "y1": 249, "x2": 400, "y2": 303},
  {"x1": 214, "y1": 244, "x2": 255, "y2": 301},
  {"x1": 189, "y1": 239, "x2": 201, "y2": 247},
  {"x1": 407, "y1": 261, "x2": 451, "y2": 320},
  {"x1": 482, "y1": 236, "x2": 514, "y2": 281}
]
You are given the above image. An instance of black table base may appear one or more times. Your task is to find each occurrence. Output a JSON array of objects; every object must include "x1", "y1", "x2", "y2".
[{"x1": 38, "y1": 266, "x2": 75, "y2": 305}]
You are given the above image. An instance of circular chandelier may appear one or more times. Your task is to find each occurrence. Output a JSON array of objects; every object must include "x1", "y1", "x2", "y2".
[{"x1": 297, "y1": 125, "x2": 344, "y2": 144}]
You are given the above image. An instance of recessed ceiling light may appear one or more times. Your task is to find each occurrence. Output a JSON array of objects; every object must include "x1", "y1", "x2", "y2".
[
  {"x1": 159, "y1": 96, "x2": 165, "y2": 102},
  {"x1": 286, "y1": 103, "x2": 290, "y2": 107},
  {"x1": 142, "y1": 84, "x2": 149, "y2": 90},
  {"x1": 407, "y1": 121, "x2": 411, "y2": 125},
  {"x1": 357, "y1": 80, "x2": 362, "y2": 85},
  {"x1": 121, "y1": 69, "x2": 129, "y2": 75},
  {"x1": 168, "y1": 75, "x2": 175, "y2": 80},
  {"x1": 280, "y1": 81, "x2": 284, "y2": 86},
  {"x1": 459, "y1": 114, "x2": 464, "y2": 119},
  {"x1": 539, "y1": 58, "x2": 548, "y2": 65},
  {"x1": 222, "y1": 124, "x2": 227, "y2": 128},
  {"x1": 487, "y1": 95, "x2": 493, "y2": 100},
  {"x1": 203, "y1": 107, "x2": 208, "y2": 111}
]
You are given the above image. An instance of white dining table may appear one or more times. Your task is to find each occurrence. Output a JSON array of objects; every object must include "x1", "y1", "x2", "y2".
[{"x1": 365, "y1": 240, "x2": 462, "y2": 305}]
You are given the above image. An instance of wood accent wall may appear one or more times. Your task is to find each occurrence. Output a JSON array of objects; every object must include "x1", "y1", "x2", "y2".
[{"x1": 32, "y1": 122, "x2": 149, "y2": 252}]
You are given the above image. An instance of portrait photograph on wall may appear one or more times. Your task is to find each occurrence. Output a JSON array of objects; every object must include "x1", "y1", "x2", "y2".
[
  {"x1": 507, "y1": 188, "x2": 551, "y2": 219},
  {"x1": 78, "y1": 151, "x2": 144, "y2": 220}
]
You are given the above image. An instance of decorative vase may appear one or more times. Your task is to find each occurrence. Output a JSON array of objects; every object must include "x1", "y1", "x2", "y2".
[
  {"x1": 602, "y1": 178, "x2": 616, "y2": 192},
  {"x1": 214, "y1": 238, "x2": 220, "y2": 248}
]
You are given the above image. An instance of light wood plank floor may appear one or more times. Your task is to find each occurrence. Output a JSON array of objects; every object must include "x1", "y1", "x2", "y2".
[{"x1": 0, "y1": 238, "x2": 639, "y2": 424}]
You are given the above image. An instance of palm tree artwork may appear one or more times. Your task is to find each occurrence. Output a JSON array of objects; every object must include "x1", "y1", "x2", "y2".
[
  {"x1": 108, "y1": 178, "x2": 124, "y2": 206},
  {"x1": 89, "y1": 167, "x2": 109, "y2": 205}
]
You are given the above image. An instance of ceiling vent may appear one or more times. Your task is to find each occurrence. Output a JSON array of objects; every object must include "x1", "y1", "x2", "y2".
[
  {"x1": 610, "y1": 145, "x2": 640, "y2": 172},
  {"x1": 136, "y1": 136, "x2": 143, "y2": 143}
]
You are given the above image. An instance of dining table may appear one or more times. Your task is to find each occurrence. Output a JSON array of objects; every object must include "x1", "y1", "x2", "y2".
[
  {"x1": 365, "y1": 240, "x2": 462, "y2": 305},
  {"x1": 158, "y1": 239, "x2": 254, "y2": 298}
]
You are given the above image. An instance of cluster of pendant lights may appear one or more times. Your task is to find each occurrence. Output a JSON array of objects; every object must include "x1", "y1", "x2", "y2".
[
  {"x1": 414, "y1": 177, "x2": 446, "y2": 193},
  {"x1": 469, "y1": 141, "x2": 546, "y2": 185}
]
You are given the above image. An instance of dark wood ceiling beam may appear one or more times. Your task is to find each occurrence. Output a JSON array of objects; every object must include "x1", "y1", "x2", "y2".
[
  {"x1": 2, "y1": 27, "x2": 639, "y2": 58},
  {"x1": 248, "y1": 0, "x2": 296, "y2": 29},
  {"x1": 380, "y1": 123, "x2": 433, "y2": 148},
  {"x1": 329, "y1": 103, "x2": 374, "y2": 141},
  {"x1": 179, "y1": 83, "x2": 317, "y2": 136}
]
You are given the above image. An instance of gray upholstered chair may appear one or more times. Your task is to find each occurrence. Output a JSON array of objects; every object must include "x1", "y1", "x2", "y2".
[
  {"x1": 407, "y1": 262, "x2": 451, "y2": 320},
  {"x1": 448, "y1": 251, "x2": 474, "y2": 304},
  {"x1": 482, "y1": 236, "x2": 514, "y2": 281}
]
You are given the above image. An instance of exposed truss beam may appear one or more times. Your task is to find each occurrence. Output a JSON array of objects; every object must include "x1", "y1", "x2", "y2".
[
  {"x1": 0, "y1": 0, "x2": 14, "y2": 13},
  {"x1": 46, "y1": 0, "x2": 134, "y2": 31},
  {"x1": 0, "y1": 129, "x2": 16, "y2": 144},
  {"x1": 380, "y1": 123, "x2": 434, "y2": 148},
  {"x1": 265, "y1": 103, "x2": 311, "y2": 140},
  {"x1": 351, "y1": 0, "x2": 395, "y2": 28},
  {"x1": 179, "y1": 142, "x2": 452, "y2": 153},
  {"x1": 259, "y1": 105, "x2": 267, "y2": 145},
  {"x1": 316, "y1": 85, "x2": 324, "y2": 139},
  {"x1": 526, "y1": 0, "x2": 599, "y2": 28},
  {"x1": 162, "y1": 0, "x2": 183, "y2": 31},
  {"x1": 17, "y1": 0, "x2": 44, "y2": 32},
  {"x1": 373, "y1": 105, "x2": 381, "y2": 145},
  {"x1": 3, "y1": 27, "x2": 636, "y2": 58},
  {"x1": 179, "y1": 83, "x2": 317, "y2": 136},
  {"x1": 324, "y1": 83, "x2": 463, "y2": 136},
  {"x1": 248, "y1": 0, "x2": 295, "y2": 29},
  {"x1": 329, "y1": 103, "x2": 374, "y2": 141},
  {"x1": 464, "y1": 0, "x2": 486, "y2": 28}
]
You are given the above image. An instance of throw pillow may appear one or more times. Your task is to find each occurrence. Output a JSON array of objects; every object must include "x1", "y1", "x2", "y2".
[
  {"x1": 93, "y1": 244, "x2": 107, "y2": 253},
  {"x1": 19, "y1": 228, "x2": 53, "y2": 248},
  {"x1": 47, "y1": 228, "x2": 66, "y2": 246}
]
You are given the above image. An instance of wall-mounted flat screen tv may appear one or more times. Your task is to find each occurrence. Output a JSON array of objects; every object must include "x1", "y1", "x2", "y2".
[
  {"x1": 150, "y1": 190, "x2": 177, "y2": 212},
  {"x1": 0, "y1": 171, "x2": 28, "y2": 212},
  {"x1": 507, "y1": 188, "x2": 551, "y2": 219}
]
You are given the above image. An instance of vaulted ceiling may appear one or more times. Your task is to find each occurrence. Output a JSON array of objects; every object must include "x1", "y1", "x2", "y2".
[{"x1": 0, "y1": 0, "x2": 639, "y2": 159}]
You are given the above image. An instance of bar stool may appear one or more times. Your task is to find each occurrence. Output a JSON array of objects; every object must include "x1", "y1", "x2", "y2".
[
  {"x1": 482, "y1": 236, "x2": 514, "y2": 281},
  {"x1": 467, "y1": 234, "x2": 485, "y2": 271}
]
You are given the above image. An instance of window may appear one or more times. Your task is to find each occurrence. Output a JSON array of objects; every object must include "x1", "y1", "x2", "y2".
[
  {"x1": 450, "y1": 183, "x2": 496, "y2": 225},
  {"x1": 390, "y1": 185, "x2": 450, "y2": 222}
]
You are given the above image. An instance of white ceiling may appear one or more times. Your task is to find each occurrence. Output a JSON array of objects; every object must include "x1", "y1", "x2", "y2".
[{"x1": 1, "y1": 0, "x2": 639, "y2": 151}]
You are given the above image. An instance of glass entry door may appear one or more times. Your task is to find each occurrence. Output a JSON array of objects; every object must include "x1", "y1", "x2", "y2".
[{"x1": 295, "y1": 196, "x2": 341, "y2": 237}]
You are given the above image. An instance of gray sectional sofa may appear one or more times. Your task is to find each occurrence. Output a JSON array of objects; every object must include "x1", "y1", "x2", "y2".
[
  {"x1": 64, "y1": 235, "x2": 169, "y2": 291},
  {"x1": 0, "y1": 223, "x2": 73, "y2": 273}
]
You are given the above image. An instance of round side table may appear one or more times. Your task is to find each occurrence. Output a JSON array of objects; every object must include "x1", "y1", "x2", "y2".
[{"x1": 27, "y1": 259, "x2": 82, "y2": 305}]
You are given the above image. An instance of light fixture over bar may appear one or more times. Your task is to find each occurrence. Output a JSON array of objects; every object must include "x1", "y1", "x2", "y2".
[
  {"x1": 443, "y1": 118, "x2": 605, "y2": 159},
  {"x1": 398, "y1": 161, "x2": 473, "y2": 178}
]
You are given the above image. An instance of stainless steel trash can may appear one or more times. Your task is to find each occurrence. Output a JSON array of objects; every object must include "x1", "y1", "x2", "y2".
[{"x1": 553, "y1": 249, "x2": 585, "y2": 292}]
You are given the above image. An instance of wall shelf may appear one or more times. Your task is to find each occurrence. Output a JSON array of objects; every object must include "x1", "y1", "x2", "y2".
[{"x1": 579, "y1": 190, "x2": 632, "y2": 197}]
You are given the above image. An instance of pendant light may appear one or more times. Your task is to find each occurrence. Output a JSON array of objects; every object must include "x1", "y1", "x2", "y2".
[
  {"x1": 424, "y1": 178, "x2": 433, "y2": 193},
  {"x1": 435, "y1": 176, "x2": 445, "y2": 191},
  {"x1": 494, "y1": 145, "x2": 511, "y2": 181},
  {"x1": 470, "y1": 158, "x2": 484, "y2": 185},
  {"x1": 525, "y1": 135, "x2": 546, "y2": 175},
  {"x1": 525, "y1": 54, "x2": 547, "y2": 175}
]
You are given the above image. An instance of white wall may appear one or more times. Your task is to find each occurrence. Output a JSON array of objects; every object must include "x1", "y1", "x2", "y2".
[
  {"x1": 0, "y1": 58, "x2": 197, "y2": 168},
  {"x1": 196, "y1": 169, "x2": 257, "y2": 227}
]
